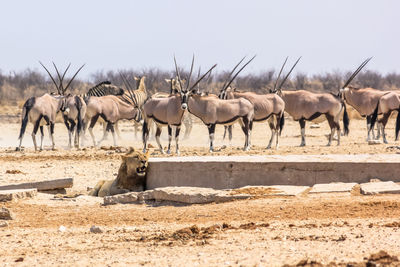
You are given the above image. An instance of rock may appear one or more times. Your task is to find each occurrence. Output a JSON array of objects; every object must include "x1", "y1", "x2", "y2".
[
  {"x1": 0, "y1": 178, "x2": 73, "y2": 191},
  {"x1": 0, "y1": 221, "x2": 8, "y2": 227},
  {"x1": 151, "y1": 187, "x2": 250, "y2": 204},
  {"x1": 360, "y1": 181, "x2": 400, "y2": 195},
  {"x1": 310, "y1": 124, "x2": 320, "y2": 129},
  {"x1": 309, "y1": 183, "x2": 357, "y2": 194},
  {"x1": 0, "y1": 207, "x2": 14, "y2": 220},
  {"x1": 58, "y1": 226, "x2": 66, "y2": 232},
  {"x1": 103, "y1": 192, "x2": 139, "y2": 205},
  {"x1": 90, "y1": 225, "x2": 103, "y2": 233},
  {"x1": 0, "y1": 189, "x2": 37, "y2": 202},
  {"x1": 368, "y1": 140, "x2": 382, "y2": 145}
]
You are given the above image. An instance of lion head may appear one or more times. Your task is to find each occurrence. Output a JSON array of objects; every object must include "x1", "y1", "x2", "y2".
[
  {"x1": 123, "y1": 147, "x2": 149, "y2": 177},
  {"x1": 116, "y1": 148, "x2": 150, "y2": 192}
]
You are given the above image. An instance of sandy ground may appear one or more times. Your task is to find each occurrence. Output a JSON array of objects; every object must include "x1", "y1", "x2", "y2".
[{"x1": 1, "y1": 111, "x2": 400, "y2": 266}]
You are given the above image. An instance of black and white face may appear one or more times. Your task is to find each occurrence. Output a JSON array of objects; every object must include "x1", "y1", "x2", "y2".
[{"x1": 180, "y1": 90, "x2": 190, "y2": 110}]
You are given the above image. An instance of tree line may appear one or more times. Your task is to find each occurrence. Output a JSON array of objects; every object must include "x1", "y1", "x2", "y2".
[{"x1": 1, "y1": 67, "x2": 400, "y2": 104}]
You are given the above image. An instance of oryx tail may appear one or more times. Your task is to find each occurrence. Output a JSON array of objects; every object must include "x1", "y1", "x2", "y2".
[
  {"x1": 19, "y1": 97, "x2": 36, "y2": 140},
  {"x1": 343, "y1": 104, "x2": 349, "y2": 136}
]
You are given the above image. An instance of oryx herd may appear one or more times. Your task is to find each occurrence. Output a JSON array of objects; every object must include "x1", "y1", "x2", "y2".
[{"x1": 15, "y1": 57, "x2": 400, "y2": 153}]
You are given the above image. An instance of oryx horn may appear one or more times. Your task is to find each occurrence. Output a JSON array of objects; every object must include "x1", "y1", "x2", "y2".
[
  {"x1": 223, "y1": 55, "x2": 256, "y2": 91},
  {"x1": 39, "y1": 61, "x2": 61, "y2": 95},
  {"x1": 221, "y1": 56, "x2": 246, "y2": 91},
  {"x1": 277, "y1": 56, "x2": 301, "y2": 91},
  {"x1": 342, "y1": 57, "x2": 372, "y2": 89},
  {"x1": 273, "y1": 57, "x2": 288, "y2": 92}
]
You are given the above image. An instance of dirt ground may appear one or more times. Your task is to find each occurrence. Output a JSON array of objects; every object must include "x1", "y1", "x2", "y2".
[{"x1": 1, "y1": 109, "x2": 400, "y2": 266}]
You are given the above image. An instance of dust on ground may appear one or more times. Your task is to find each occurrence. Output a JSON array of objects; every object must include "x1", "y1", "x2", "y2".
[{"x1": 2, "y1": 111, "x2": 400, "y2": 266}]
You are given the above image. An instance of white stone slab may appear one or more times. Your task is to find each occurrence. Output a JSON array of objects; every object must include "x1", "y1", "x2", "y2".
[
  {"x1": 309, "y1": 183, "x2": 357, "y2": 194},
  {"x1": 0, "y1": 189, "x2": 37, "y2": 202},
  {"x1": 151, "y1": 187, "x2": 250, "y2": 204},
  {"x1": 360, "y1": 181, "x2": 400, "y2": 195}
]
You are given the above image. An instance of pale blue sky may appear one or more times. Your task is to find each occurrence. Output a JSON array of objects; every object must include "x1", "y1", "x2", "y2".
[{"x1": 0, "y1": 0, "x2": 399, "y2": 79}]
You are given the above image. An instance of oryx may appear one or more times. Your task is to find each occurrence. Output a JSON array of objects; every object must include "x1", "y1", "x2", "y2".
[
  {"x1": 370, "y1": 91, "x2": 400, "y2": 143},
  {"x1": 48, "y1": 62, "x2": 87, "y2": 149},
  {"x1": 273, "y1": 57, "x2": 349, "y2": 146},
  {"x1": 175, "y1": 57, "x2": 254, "y2": 152},
  {"x1": 16, "y1": 62, "x2": 84, "y2": 151},
  {"x1": 84, "y1": 83, "x2": 142, "y2": 147},
  {"x1": 142, "y1": 56, "x2": 214, "y2": 154},
  {"x1": 219, "y1": 56, "x2": 285, "y2": 149},
  {"x1": 339, "y1": 58, "x2": 389, "y2": 141}
]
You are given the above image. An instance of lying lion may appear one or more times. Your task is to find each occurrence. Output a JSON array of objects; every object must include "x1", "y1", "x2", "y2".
[{"x1": 89, "y1": 148, "x2": 149, "y2": 197}]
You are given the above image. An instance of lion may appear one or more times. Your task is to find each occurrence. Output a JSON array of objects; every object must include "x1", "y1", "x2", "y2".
[{"x1": 89, "y1": 148, "x2": 149, "y2": 197}]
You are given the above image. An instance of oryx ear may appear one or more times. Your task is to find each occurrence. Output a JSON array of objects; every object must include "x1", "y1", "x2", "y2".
[
  {"x1": 165, "y1": 79, "x2": 171, "y2": 83},
  {"x1": 134, "y1": 76, "x2": 139, "y2": 81}
]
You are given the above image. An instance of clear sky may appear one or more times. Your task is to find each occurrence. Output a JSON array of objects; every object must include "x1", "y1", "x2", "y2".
[{"x1": 0, "y1": 0, "x2": 399, "y2": 80}]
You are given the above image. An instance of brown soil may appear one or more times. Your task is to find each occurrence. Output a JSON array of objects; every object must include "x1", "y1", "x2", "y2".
[{"x1": 1, "y1": 116, "x2": 400, "y2": 266}]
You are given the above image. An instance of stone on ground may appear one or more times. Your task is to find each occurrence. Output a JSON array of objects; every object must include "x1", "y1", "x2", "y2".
[
  {"x1": 368, "y1": 140, "x2": 382, "y2": 145},
  {"x1": 309, "y1": 183, "x2": 357, "y2": 194},
  {"x1": 0, "y1": 207, "x2": 14, "y2": 220},
  {"x1": 104, "y1": 192, "x2": 139, "y2": 205},
  {"x1": 90, "y1": 225, "x2": 103, "y2": 234},
  {"x1": 151, "y1": 187, "x2": 250, "y2": 204},
  {"x1": 0, "y1": 189, "x2": 37, "y2": 202},
  {"x1": 0, "y1": 178, "x2": 73, "y2": 191},
  {"x1": 360, "y1": 181, "x2": 400, "y2": 195},
  {"x1": 0, "y1": 221, "x2": 8, "y2": 227}
]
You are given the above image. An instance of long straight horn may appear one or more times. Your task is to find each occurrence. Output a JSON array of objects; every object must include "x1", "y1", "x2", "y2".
[
  {"x1": 52, "y1": 62, "x2": 63, "y2": 92},
  {"x1": 119, "y1": 72, "x2": 137, "y2": 105},
  {"x1": 342, "y1": 57, "x2": 372, "y2": 89},
  {"x1": 189, "y1": 64, "x2": 217, "y2": 91},
  {"x1": 223, "y1": 55, "x2": 256, "y2": 91},
  {"x1": 60, "y1": 63, "x2": 71, "y2": 94},
  {"x1": 186, "y1": 54, "x2": 195, "y2": 91},
  {"x1": 273, "y1": 57, "x2": 288, "y2": 91},
  {"x1": 63, "y1": 64, "x2": 85, "y2": 92},
  {"x1": 174, "y1": 55, "x2": 185, "y2": 92},
  {"x1": 221, "y1": 56, "x2": 246, "y2": 91},
  {"x1": 39, "y1": 61, "x2": 61, "y2": 94},
  {"x1": 277, "y1": 56, "x2": 301, "y2": 90}
]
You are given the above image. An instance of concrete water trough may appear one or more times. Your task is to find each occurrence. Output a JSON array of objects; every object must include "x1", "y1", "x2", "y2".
[{"x1": 146, "y1": 154, "x2": 400, "y2": 190}]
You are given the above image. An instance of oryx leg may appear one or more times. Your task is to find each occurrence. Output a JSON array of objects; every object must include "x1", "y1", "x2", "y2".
[
  {"x1": 155, "y1": 126, "x2": 165, "y2": 154},
  {"x1": 88, "y1": 114, "x2": 100, "y2": 147},
  {"x1": 267, "y1": 116, "x2": 275, "y2": 149},
  {"x1": 142, "y1": 120, "x2": 150, "y2": 153},
  {"x1": 31, "y1": 116, "x2": 42, "y2": 151},
  {"x1": 39, "y1": 126, "x2": 44, "y2": 151},
  {"x1": 175, "y1": 126, "x2": 181, "y2": 155},
  {"x1": 48, "y1": 121, "x2": 56, "y2": 150},
  {"x1": 299, "y1": 119, "x2": 306, "y2": 147},
  {"x1": 115, "y1": 121, "x2": 122, "y2": 140},
  {"x1": 239, "y1": 117, "x2": 251, "y2": 151},
  {"x1": 167, "y1": 125, "x2": 172, "y2": 154},
  {"x1": 326, "y1": 114, "x2": 337, "y2": 146},
  {"x1": 366, "y1": 115, "x2": 375, "y2": 141},
  {"x1": 107, "y1": 122, "x2": 118, "y2": 147},
  {"x1": 69, "y1": 120, "x2": 76, "y2": 149},
  {"x1": 182, "y1": 114, "x2": 192, "y2": 139},
  {"x1": 380, "y1": 112, "x2": 391, "y2": 144},
  {"x1": 208, "y1": 124, "x2": 216, "y2": 152}
]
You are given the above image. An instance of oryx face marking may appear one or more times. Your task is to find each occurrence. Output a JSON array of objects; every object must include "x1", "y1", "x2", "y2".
[{"x1": 180, "y1": 91, "x2": 190, "y2": 110}]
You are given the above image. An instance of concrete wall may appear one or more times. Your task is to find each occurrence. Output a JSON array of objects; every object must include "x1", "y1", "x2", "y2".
[{"x1": 146, "y1": 154, "x2": 400, "y2": 189}]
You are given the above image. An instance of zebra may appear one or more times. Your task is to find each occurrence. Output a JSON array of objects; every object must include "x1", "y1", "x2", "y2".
[
  {"x1": 80, "y1": 81, "x2": 126, "y2": 144},
  {"x1": 118, "y1": 75, "x2": 148, "y2": 139}
]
